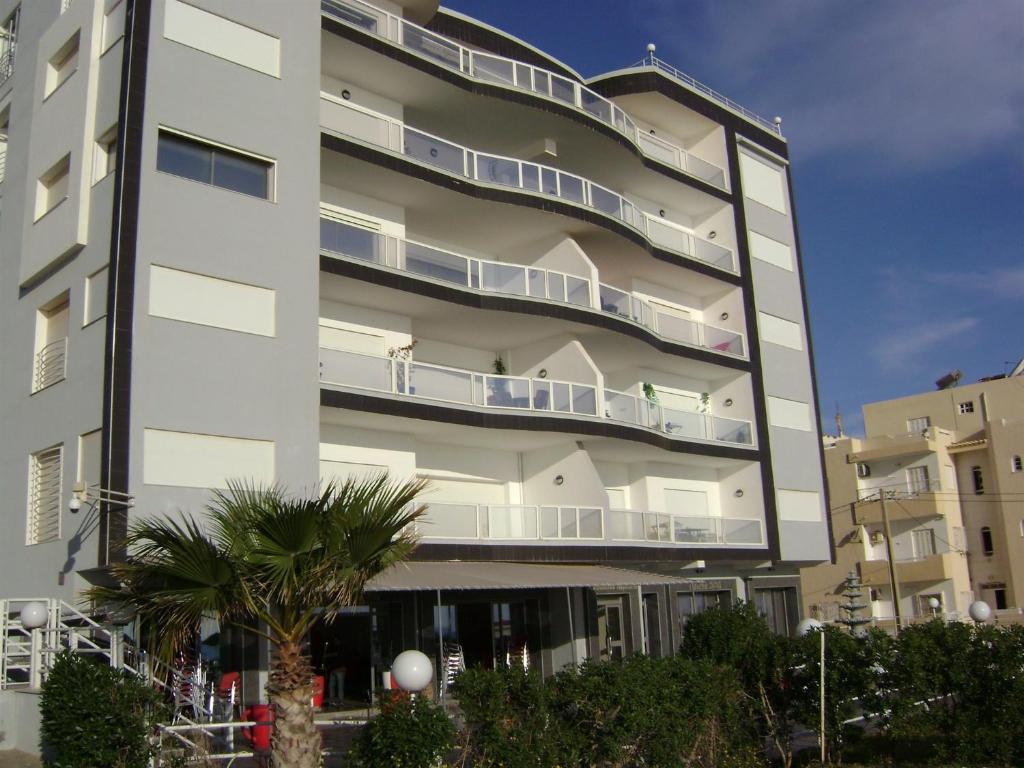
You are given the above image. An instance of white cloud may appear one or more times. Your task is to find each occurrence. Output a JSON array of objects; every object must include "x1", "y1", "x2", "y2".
[
  {"x1": 925, "y1": 266, "x2": 1024, "y2": 299},
  {"x1": 642, "y1": 0, "x2": 1024, "y2": 170},
  {"x1": 870, "y1": 316, "x2": 979, "y2": 371}
]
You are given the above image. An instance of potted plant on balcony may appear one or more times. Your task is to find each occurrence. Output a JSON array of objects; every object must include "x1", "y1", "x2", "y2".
[
  {"x1": 488, "y1": 355, "x2": 512, "y2": 406},
  {"x1": 388, "y1": 340, "x2": 417, "y2": 393}
]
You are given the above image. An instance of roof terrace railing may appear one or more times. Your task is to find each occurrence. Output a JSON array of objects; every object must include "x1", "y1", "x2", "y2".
[
  {"x1": 320, "y1": 94, "x2": 736, "y2": 273},
  {"x1": 321, "y1": 0, "x2": 729, "y2": 189}
]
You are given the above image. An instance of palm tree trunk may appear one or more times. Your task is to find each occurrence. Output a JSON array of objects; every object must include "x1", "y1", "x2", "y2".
[{"x1": 268, "y1": 640, "x2": 322, "y2": 768}]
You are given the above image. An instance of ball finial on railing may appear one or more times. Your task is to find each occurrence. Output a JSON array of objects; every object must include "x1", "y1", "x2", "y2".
[{"x1": 646, "y1": 42, "x2": 656, "y2": 55}]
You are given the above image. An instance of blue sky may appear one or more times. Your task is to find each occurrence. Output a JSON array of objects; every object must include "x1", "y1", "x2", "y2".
[{"x1": 443, "y1": 0, "x2": 1024, "y2": 435}]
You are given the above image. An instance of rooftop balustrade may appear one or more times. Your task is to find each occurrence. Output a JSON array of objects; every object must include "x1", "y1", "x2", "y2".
[
  {"x1": 320, "y1": 215, "x2": 745, "y2": 358},
  {"x1": 321, "y1": 0, "x2": 730, "y2": 189},
  {"x1": 321, "y1": 95, "x2": 736, "y2": 273},
  {"x1": 319, "y1": 346, "x2": 755, "y2": 446}
]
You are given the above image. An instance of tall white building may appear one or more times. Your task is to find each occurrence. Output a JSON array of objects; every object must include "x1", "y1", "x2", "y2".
[{"x1": 0, "y1": 0, "x2": 830, "y2": 722}]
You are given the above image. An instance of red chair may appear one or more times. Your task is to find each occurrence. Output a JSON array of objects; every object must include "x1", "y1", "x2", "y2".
[
  {"x1": 311, "y1": 675, "x2": 325, "y2": 709},
  {"x1": 241, "y1": 704, "x2": 275, "y2": 752},
  {"x1": 214, "y1": 672, "x2": 240, "y2": 721}
]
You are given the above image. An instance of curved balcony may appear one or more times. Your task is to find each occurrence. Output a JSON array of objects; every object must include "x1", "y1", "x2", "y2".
[
  {"x1": 319, "y1": 216, "x2": 746, "y2": 360},
  {"x1": 318, "y1": 347, "x2": 755, "y2": 447},
  {"x1": 321, "y1": 0, "x2": 729, "y2": 190},
  {"x1": 321, "y1": 95, "x2": 736, "y2": 273}
]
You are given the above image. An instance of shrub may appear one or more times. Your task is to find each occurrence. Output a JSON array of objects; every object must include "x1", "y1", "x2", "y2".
[
  {"x1": 347, "y1": 691, "x2": 454, "y2": 768},
  {"x1": 40, "y1": 650, "x2": 168, "y2": 768}
]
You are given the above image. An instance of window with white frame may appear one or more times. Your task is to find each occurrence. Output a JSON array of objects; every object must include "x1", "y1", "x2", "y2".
[
  {"x1": 958, "y1": 401, "x2": 974, "y2": 414},
  {"x1": 35, "y1": 154, "x2": 70, "y2": 220},
  {"x1": 906, "y1": 465, "x2": 931, "y2": 494},
  {"x1": 44, "y1": 31, "x2": 79, "y2": 98},
  {"x1": 33, "y1": 294, "x2": 69, "y2": 392},
  {"x1": 907, "y1": 416, "x2": 930, "y2": 433},
  {"x1": 27, "y1": 445, "x2": 62, "y2": 544},
  {"x1": 93, "y1": 126, "x2": 117, "y2": 182}
]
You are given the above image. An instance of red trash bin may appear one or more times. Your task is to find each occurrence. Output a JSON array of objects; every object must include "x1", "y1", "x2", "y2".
[
  {"x1": 241, "y1": 704, "x2": 275, "y2": 752},
  {"x1": 311, "y1": 675, "x2": 325, "y2": 709}
]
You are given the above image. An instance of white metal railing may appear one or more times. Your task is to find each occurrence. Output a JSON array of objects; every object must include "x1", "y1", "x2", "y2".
[
  {"x1": 320, "y1": 215, "x2": 745, "y2": 357},
  {"x1": 603, "y1": 388, "x2": 753, "y2": 445},
  {"x1": 609, "y1": 510, "x2": 764, "y2": 545},
  {"x1": 857, "y1": 479, "x2": 942, "y2": 502},
  {"x1": 33, "y1": 337, "x2": 68, "y2": 392},
  {"x1": 319, "y1": 347, "x2": 755, "y2": 446},
  {"x1": 320, "y1": 94, "x2": 736, "y2": 272},
  {"x1": 417, "y1": 501, "x2": 604, "y2": 540},
  {"x1": 321, "y1": 0, "x2": 729, "y2": 190},
  {"x1": 637, "y1": 54, "x2": 782, "y2": 136}
]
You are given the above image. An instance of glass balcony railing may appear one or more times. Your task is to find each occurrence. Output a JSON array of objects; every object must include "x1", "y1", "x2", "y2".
[
  {"x1": 602, "y1": 388, "x2": 754, "y2": 445},
  {"x1": 319, "y1": 347, "x2": 755, "y2": 447},
  {"x1": 320, "y1": 216, "x2": 746, "y2": 358},
  {"x1": 321, "y1": 0, "x2": 729, "y2": 190},
  {"x1": 416, "y1": 501, "x2": 604, "y2": 540},
  {"x1": 609, "y1": 510, "x2": 764, "y2": 545},
  {"x1": 320, "y1": 95, "x2": 737, "y2": 273}
]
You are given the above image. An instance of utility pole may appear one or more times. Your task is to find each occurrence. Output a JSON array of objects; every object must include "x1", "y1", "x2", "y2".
[{"x1": 879, "y1": 490, "x2": 902, "y2": 634}]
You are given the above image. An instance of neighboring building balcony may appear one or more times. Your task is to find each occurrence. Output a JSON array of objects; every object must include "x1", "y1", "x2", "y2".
[
  {"x1": 853, "y1": 483, "x2": 952, "y2": 524},
  {"x1": 320, "y1": 216, "x2": 746, "y2": 360},
  {"x1": 414, "y1": 501, "x2": 764, "y2": 547},
  {"x1": 32, "y1": 338, "x2": 67, "y2": 393},
  {"x1": 318, "y1": 347, "x2": 755, "y2": 447},
  {"x1": 859, "y1": 551, "x2": 960, "y2": 587},
  {"x1": 321, "y1": 0, "x2": 729, "y2": 191},
  {"x1": 846, "y1": 427, "x2": 952, "y2": 463},
  {"x1": 320, "y1": 95, "x2": 736, "y2": 273}
]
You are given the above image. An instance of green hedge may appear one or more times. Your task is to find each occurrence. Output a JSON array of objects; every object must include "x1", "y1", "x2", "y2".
[
  {"x1": 346, "y1": 691, "x2": 454, "y2": 768},
  {"x1": 39, "y1": 650, "x2": 168, "y2": 768}
]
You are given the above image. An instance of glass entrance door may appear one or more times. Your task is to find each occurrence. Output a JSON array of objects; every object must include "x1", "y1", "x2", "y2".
[{"x1": 597, "y1": 597, "x2": 626, "y2": 660}]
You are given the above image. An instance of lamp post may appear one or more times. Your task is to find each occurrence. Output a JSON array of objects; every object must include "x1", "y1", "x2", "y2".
[
  {"x1": 968, "y1": 600, "x2": 991, "y2": 624},
  {"x1": 796, "y1": 618, "x2": 825, "y2": 766},
  {"x1": 20, "y1": 601, "x2": 49, "y2": 690},
  {"x1": 928, "y1": 596, "x2": 940, "y2": 618},
  {"x1": 391, "y1": 649, "x2": 433, "y2": 698}
]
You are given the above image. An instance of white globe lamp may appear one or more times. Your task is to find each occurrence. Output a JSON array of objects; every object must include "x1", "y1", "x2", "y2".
[
  {"x1": 391, "y1": 650, "x2": 433, "y2": 693},
  {"x1": 968, "y1": 600, "x2": 991, "y2": 624},
  {"x1": 796, "y1": 617, "x2": 823, "y2": 637},
  {"x1": 20, "y1": 601, "x2": 48, "y2": 630}
]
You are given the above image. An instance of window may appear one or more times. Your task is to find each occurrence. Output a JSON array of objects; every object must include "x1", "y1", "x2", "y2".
[
  {"x1": 156, "y1": 130, "x2": 272, "y2": 199},
  {"x1": 93, "y1": 126, "x2": 117, "y2": 182},
  {"x1": 101, "y1": 0, "x2": 126, "y2": 52},
  {"x1": 27, "y1": 444, "x2": 62, "y2": 544},
  {"x1": 0, "y1": 7, "x2": 19, "y2": 82},
  {"x1": 84, "y1": 267, "x2": 108, "y2": 326},
  {"x1": 971, "y1": 466, "x2": 984, "y2": 495},
  {"x1": 33, "y1": 294, "x2": 69, "y2": 392},
  {"x1": 958, "y1": 401, "x2": 974, "y2": 414},
  {"x1": 44, "y1": 31, "x2": 79, "y2": 98},
  {"x1": 1012, "y1": 455, "x2": 1022, "y2": 473},
  {"x1": 753, "y1": 586, "x2": 800, "y2": 636},
  {"x1": 981, "y1": 526, "x2": 994, "y2": 556},
  {"x1": 677, "y1": 590, "x2": 730, "y2": 633},
  {"x1": 35, "y1": 154, "x2": 70, "y2": 220},
  {"x1": 907, "y1": 416, "x2": 931, "y2": 433},
  {"x1": 994, "y1": 588, "x2": 1007, "y2": 610},
  {"x1": 0, "y1": 107, "x2": 9, "y2": 184},
  {"x1": 906, "y1": 466, "x2": 930, "y2": 494}
]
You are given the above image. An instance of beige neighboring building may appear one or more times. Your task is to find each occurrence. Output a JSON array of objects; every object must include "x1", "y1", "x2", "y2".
[{"x1": 802, "y1": 362, "x2": 1024, "y2": 626}]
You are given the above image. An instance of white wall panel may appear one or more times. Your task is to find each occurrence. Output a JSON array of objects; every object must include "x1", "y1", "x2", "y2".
[
  {"x1": 84, "y1": 266, "x2": 108, "y2": 326},
  {"x1": 748, "y1": 230, "x2": 793, "y2": 271},
  {"x1": 164, "y1": 0, "x2": 281, "y2": 77},
  {"x1": 739, "y1": 153, "x2": 787, "y2": 213},
  {"x1": 149, "y1": 265, "x2": 275, "y2": 336},
  {"x1": 767, "y1": 396, "x2": 813, "y2": 431},
  {"x1": 758, "y1": 312, "x2": 803, "y2": 350},
  {"x1": 777, "y1": 489, "x2": 823, "y2": 522},
  {"x1": 143, "y1": 429, "x2": 274, "y2": 488}
]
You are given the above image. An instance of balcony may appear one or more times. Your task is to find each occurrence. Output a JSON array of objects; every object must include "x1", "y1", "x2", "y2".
[
  {"x1": 853, "y1": 485, "x2": 952, "y2": 525},
  {"x1": 321, "y1": 95, "x2": 736, "y2": 272},
  {"x1": 320, "y1": 216, "x2": 746, "y2": 359},
  {"x1": 318, "y1": 347, "x2": 755, "y2": 446},
  {"x1": 32, "y1": 338, "x2": 67, "y2": 393},
  {"x1": 610, "y1": 510, "x2": 764, "y2": 546},
  {"x1": 417, "y1": 502, "x2": 604, "y2": 541},
  {"x1": 859, "y1": 551, "x2": 960, "y2": 587},
  {"x1": 321, "y1": 0, "x2": 729, "y2": 190}
]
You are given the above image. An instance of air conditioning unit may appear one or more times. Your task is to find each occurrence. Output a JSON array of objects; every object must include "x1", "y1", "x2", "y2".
[
  {"x1": 856, "y1": 463, "x2": 871, "y2": 478},
  {"x1": 870, "y1": 531, "x2": 885, "y2": 545}
]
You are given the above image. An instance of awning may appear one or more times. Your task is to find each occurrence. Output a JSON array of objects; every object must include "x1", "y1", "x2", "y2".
[{"x1": 365, "y1": 561, "x2": 696, "y2": 592}]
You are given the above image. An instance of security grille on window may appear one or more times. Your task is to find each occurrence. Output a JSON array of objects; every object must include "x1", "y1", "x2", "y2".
[
  {"x1": 28, "y1": 445, "x2": 62, "y2": 544},
  {"x1": 958, "y1": 401, "x2": 974, "y2": 414},
  {"x1": 156, "y1": 130, "x2": 273, "y2": 199},
  {"x1": 907, "y1": 416, "x2": 930, "y2": 433}
]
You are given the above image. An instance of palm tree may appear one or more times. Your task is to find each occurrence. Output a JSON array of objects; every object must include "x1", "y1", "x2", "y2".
[{"x1": 87, "y1": 474, "x2": 428, "y2": 768}]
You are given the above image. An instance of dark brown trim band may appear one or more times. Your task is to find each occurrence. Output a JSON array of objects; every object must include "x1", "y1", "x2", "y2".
[
  {"x1": 99, "y1": 0, "x2": 151, "y2": 565},
  {"x1": 412, "y1": 541, "x2": 771, "y2": 565},
  {"x1": 320, "y1": 387, "x2": 761, "y2": 462},
  {"x1": 320, "y1": 132, "x2": 742, "y2": 287},
  {"x1": 319, "y1": 254, "x2": 751, "y2": 372}
]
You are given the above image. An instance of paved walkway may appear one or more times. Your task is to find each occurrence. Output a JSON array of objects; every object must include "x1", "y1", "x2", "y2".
[{"x1": 0, "y1": 751, "x2": 40, "y2": 768}]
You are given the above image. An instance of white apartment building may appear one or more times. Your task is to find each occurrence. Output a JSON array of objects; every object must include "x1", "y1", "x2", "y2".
[{"x1": 0, "y1": 0, "x2": 830, "y2": 724}]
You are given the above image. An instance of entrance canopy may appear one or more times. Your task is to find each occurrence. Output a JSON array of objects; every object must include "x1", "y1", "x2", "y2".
[{"x1": 366, "y1": 561, "x2": 695, "y2": 592}]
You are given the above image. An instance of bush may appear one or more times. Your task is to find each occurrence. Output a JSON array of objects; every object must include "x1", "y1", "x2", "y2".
[
  {"x1": 347, "y1": 691, "x2": 454, "y2": 768},
  {"x1": 40, "y1": 650, "x2": 168, "y2": 768}
]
